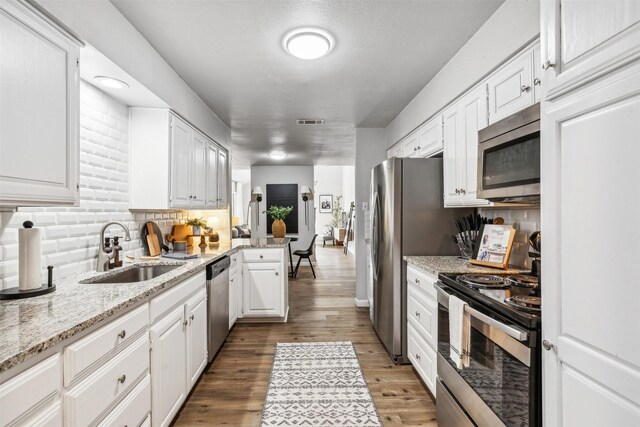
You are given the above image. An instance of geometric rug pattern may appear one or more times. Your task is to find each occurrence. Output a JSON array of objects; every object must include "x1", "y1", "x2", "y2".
[{"x1": 261, "y1": 342, "x2": 382, "y2": 426}]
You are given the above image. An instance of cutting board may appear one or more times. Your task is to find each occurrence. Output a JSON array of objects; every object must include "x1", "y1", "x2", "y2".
[
  {"x1": 146, "y1": 223, "x2": 160, "y2": 256},
  {"x1": 141, "y1": 222, "x2": 169, "y2": 256},
  {"x1": 167, "y1": 224, "x2": 193, "y2": 247}
]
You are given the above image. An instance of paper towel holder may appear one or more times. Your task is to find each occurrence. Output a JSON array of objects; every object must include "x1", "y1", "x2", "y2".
[{"x1": 0, "y1": 265, "x2": 56, "y2": 300}]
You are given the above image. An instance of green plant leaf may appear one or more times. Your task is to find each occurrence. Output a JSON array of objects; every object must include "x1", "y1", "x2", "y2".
[{"x1": 263, "y1": 205, "x2": 294, "y2": 220}]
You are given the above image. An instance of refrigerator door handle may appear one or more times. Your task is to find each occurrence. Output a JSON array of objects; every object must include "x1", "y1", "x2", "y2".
[{"x1": 371, "y1": 191, "x2": 381, "y2": 279}]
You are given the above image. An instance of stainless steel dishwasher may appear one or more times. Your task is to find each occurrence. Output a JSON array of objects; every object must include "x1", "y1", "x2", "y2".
[{"x1": 206, "y1": 256, "x2": 230, "y2": 363}]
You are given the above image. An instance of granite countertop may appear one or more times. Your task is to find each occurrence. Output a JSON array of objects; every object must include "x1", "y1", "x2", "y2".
[
  {"x1": 404, "y1": 256, "x2": 527, "y2": 276},
  {"x1": 0, "y1": 238, "x2": 290, "y2": 375}
]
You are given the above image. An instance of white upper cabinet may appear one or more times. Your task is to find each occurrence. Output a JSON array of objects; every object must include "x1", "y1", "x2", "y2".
[
  {"x1": 542, "y1": 0, "x2": 640, "y2": 99},
  {"x1": 487, "y1": 47, "x2": 535, "y2": 124},
  {"x1": 205, "y1": 143, "x2": 219, "y2": 208},
  {"x1": 217, "y1": 149, "x2": 228, "y2": 208},
  {"x1": 0, "y1": 0, "x2": 80, "y2": 210},
  {"x1": 129, "y1": 109, "x2": 229, "y2": 210},
  {"x1": 417, "y1": 114, "x2": 443, "y2": 158},
  {"x1": 401, "y1": 132, "x2": 420, "y2": 158},
  {"x1": 190, "y1": 130, "x2": 207, "y2": 209},
  {"x1": 387, "y1": 144, "x2": 402, "y2": 159},
  {"x1": 443, "y1": 85, "x2": 490, "y2": 207}
]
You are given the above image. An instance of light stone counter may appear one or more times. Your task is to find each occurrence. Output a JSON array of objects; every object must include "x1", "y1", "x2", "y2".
[
  {"x1": 404, "y1": 255, "x2": 527, "y2": 276},
  {"x1": 0, "y1": 238, "x2": 289, "y2": 374}
]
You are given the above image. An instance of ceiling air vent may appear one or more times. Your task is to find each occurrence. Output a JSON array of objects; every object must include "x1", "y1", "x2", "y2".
[{"x1": 296, "y1": 119, "x2": 325, "y2": 125}]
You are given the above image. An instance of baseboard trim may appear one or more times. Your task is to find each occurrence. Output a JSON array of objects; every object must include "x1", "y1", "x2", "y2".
[{"x1": 354, "y1": 298, "x2": 370, "y2": 308}]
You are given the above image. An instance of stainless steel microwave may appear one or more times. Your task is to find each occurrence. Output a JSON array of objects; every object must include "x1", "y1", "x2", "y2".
[{"x1": 477, "y1": 103, "x2": 540, "y2": 202}]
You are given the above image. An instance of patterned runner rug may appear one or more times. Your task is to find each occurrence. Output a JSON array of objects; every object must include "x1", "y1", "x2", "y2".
[{"x1": 261, "y1": 341, "x2": 382, "y2": 426}]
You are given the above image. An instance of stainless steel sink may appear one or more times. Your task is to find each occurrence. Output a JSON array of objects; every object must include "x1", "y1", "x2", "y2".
[{"x1": 85, "y1": 264, "x2": 181, "y2": 284}]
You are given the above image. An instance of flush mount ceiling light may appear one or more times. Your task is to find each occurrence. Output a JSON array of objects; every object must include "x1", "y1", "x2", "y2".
[
  {"x1": 94, "y1": 76, "x2": 129, "y2": 89},
  {"x1": 268, "y1": 152, "x2": 287, "y2": 160},
  {"x1": 283, "y1": 28, "x2": 334, "y2": 60}
]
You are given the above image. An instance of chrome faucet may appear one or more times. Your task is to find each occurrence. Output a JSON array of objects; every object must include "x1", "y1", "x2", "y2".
[{"x1": 97, "y1": 222, "x2": 131, "y2": 272}]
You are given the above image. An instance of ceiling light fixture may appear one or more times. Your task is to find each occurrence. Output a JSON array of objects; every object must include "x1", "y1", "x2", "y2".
[
  {"x1": 94, "y1": 76, "x2": 129, "y2": 89},
  {"x1": 283, "y1": 28, "x2": 334, "y2": 60},
  {"x1": 268, "y1": 152, "x2": 287, "y2": 160}
]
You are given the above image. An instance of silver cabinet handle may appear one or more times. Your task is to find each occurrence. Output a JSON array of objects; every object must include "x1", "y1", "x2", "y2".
[
  {"x1": 118, "y1": 330, "x2": 126, "y2": 339},
  {"x1": 521, "y1": 85, "x2": 530, "y2": 93},
  {"x1": 415, "y1": 311, "x2": 420, "y2": 317},
  {"x1": 543, "y1": 340, "x2": 554, "y2": 351},
  {"x1": 183, "y1": 319, "x2": 188, "y2": 326},
  {"x1": 118, "y1": 374, "x2": 126, "y2": 384},
  {"x1": 415, "y1": 354, "x2": 421, "y2": 360},
  {"x1": 193, "y1": 195, "x2": 197, "y2": 199},
  {"x1": 189, "y1": 195, "x2": 193, "y2": 199},
  {"x1": 259, "y1": 255, "x2": 264, "y2": 259},
  {"x1": 542, "y1": 60, "x2": 554, "y2": 70},
  {"x1": 275, "y1": 272, "x2": 279, "y2": 276},
  {"x1": 414, "y1": 278, "x2": 420, "y2": 284},
  {"x1": 533, "y1": 78, "x2": 541, "y2": 86},
  {"x1": 190, "y1": 314, "x2": 195, "y2": 321},
  {"x1": 455, "y1": 188, "x2": 460, "y2": 194},
  {"x1": 460, "y1": 188, "x2": 466, "y2": 195}
]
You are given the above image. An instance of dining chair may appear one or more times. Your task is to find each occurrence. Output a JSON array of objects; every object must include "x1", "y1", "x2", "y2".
[{"x1": 293, "y1": 234, "x2": 318, "y2": 279}]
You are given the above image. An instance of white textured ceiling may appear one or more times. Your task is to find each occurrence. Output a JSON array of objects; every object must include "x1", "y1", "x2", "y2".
[{"x1": 111, "y1": 0, "x2": 503, "y2": 166}]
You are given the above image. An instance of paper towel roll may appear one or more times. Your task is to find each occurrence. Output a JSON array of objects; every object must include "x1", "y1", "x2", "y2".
[{"x1": 19, "y1": 224, "x2": 42, "y2": 291}]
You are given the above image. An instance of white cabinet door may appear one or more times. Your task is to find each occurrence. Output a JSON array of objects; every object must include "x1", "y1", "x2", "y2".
[
  {"x1": 170, "y1": 116, "x2": 193, "y2": 209},
  {"x1": 217, "y1": 149, "x2": 228, "y2": 208},
  {"x1": 417, "y1": 115, "x2": 443, "y2": 157},
  {"x1": 150, "y1": 305, "x2": 186, "y2": 427},
  {"x1": 459, "y1": 85, "x2": 489, "y2": 206},
  {"x1": 0, "y1": 0, "x2": 79, "y2": 209},
  {"x1": 542, "y1": 63, "x2": 640, "y2": 427},
  {"x1": 401, "y1": 132, "x2": 420, "y2": 158},
  {"x1": 185, "y1": 291, "x2": 207, "y2": 389},
  {"x1": 487, "y1": 49, "x2": 534, "y2": 124},
  {"x1": 442, "y1": 103, "x2": 462, "y2": 207},
  {"x1": 205, "y1": 142, "x2": 219, "y2": 208},
  {"x1": 542, "y1": 0, "x2": 640, "y2": 99},
  {"x1": 229, "y1": 274, "x2": 238, "y2": 328},
  {"x1": 242, "y1": 262, "x2": 283, "y2": 317},
  {"x1": 533, "y1": 43, "x2": 542, "y2": 102},
  {"x1": 190, "y1": 131, "x2": 207, "y2": 209}
]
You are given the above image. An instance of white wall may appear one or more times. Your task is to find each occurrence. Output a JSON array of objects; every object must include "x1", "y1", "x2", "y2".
[
  {"x1": 313, "y1": 166, "x2": 355, "y2": 236},
  {"x1": 385, "y1": 0, "x2": 540, "y2": 147},
  {"x1": 250, "y1": 166, "x2": 315, "y2": 253},
  {"x1": 354, "y1": 129, "x2": 387, "y2": 303},
  {"x1": 0, "y1": 82, "x2": 228, "y2": 290},
  {"x1": 36, "y1": 0, "x2": 231, "y2": 148}
]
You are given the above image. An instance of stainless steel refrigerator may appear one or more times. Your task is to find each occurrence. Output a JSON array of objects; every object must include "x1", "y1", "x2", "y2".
[{"x1": 369, "y1": 157, "x2": 472, "y2": 364}]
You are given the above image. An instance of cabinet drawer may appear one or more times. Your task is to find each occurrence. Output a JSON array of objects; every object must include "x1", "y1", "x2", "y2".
[
  {"x1": 97, "y1": 374, "x2": 150, "y2": 427},
  {"x1": 242, "y1": 249, "x2": 282, "y2": 263},
  {"x1": 64, "y1": 304, "x2": 149, "y2": 386},
  {"x1": 407, "y1": 288, "x2": 437, "y2": 349},
  {"x1": 150, "y1": 271, "x2": 205, "y2": 323},
  {"x1": 406, "y1": 265, "x2": 437, "y2": 303},
  {"x1": 407, "y1": 323, "x2": 437, "y2": 397},
  {"x1": 64, "y1": 335, "x2": 149, "y2": 427},
  {"x1": 0, "y1": 354, "x2": 61, "y2": 426},
  {"x1": 28, "y1": 400, "x2": 62, "y2": 427}
]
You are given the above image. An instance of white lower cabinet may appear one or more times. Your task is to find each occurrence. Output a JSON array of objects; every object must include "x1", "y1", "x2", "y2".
[
  {"x1": 240, "y1": 249, "x2": 287, "y2": 319},
  {"x1": 97, "y1": 375, "x2": 150, "y2": 427},
  {"x1": 150, "y1": 306, "x2": 187, "y2": 427},
  {"x1": 406, "y1": 265, "x2": 439, "y2": 397},
  {"x1": 64, "y1": 335, "x2": 149, "y2": 427},
  {"x1": 0, "y1": 354, "x2": 61, "y2": 427},
  {"x1": 185, "y1": 290, "x2": 207, "y2": 389},
  {"x1": 149, "y1": 274, "x2": 207, "y2": 427},
  {"x1": 229, "y1": 273, "x2": 238, "y2": 328}
]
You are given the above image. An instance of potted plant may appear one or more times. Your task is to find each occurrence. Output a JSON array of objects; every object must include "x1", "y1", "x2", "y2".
[
  {"x1": 186, "y1": 217, "x2": 207, "y2": 235},
  {"x1": 263, "y1": 205, "x2": 293, "y2": 238}
]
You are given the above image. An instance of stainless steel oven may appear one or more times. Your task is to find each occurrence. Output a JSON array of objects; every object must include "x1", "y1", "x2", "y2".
[
  {"x1": 477, "y1": 103, "x2": 540, "y2": 202},
  {"x1": 435, "y1": 281, "x2": 541, "y2": 426}
]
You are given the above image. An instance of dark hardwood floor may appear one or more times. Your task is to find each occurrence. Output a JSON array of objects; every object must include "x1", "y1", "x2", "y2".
[{"x1": 173, "y1": 244, "x2": 437, "y2": 426}]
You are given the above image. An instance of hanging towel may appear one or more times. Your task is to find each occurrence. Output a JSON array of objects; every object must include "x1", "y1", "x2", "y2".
[{"x1": 449, "y1": 294, "x2": 471, "y2": 369}]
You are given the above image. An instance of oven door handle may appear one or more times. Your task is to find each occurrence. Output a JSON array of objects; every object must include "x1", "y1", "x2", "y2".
[{"x1": 435, "y1": 283, "x2": 529, "y2": 342}]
